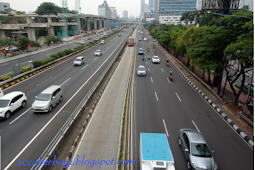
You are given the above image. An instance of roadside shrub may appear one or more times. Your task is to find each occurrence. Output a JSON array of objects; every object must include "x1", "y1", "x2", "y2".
[
  {"x1": 64, "y1": 49, "x2": 72, "y2": 55},
  {"x1": 22, "y1": 66, "x2": 32, "y2": 73},
  {"x1": 41, "y1": 57, "x2": 55, "y2": 66},
  {"x1": 51, "y1": 54, "x2": 58, "y2": 59},
  {"x1": 1, "y1": 75, "x2": 10, "y2": 81},
  {"x1": 72, "y1": 49, "x2": 77, "y2": 53},
  {"x1": 33, "y1": 61, "x2": 42, "y2": 68},
  {"x1": 57, "y1": 51, "x2": 65, "y2": 58}
]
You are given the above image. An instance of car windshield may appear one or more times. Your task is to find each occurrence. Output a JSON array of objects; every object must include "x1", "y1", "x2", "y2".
[
  {"x1": 138, "y1": 67, "x2": 145, "y2": 71},
  {"x1": 139, "y1": 48, "x2": 143, "y2": 50},
  {"x1": 36, "y1": 93, "x2": 52, "y2": 101},
  {"x1": 75, "y1": 59, "x2": 81, "y2": 61},
  {"x1": 0, "y1": 100, "x2": 10, "y2": 108},
  {"x1": 191, "y1": 143, "x2": 212, "y2": 157},
  {"x1": 128, "y1": 39, "x2": 134, "y2": 44},
  {"x1": 96, "y1": 50, "x2": 101, "y2": 52},
  {"x1": 153, "y1": 56, "x2": 159, "y2": 59}
]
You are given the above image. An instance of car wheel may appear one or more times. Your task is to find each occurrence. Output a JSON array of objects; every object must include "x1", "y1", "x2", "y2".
[
  {"x1": 48, "y1": 106, "x2": 53, "y2": 112},
  {"x1": 59, "y1": 96, "x2": 63, "y2": 102},
  {"x1": 5, "y1": 111, "x2": 11, "y2": 119},
  {"x1": 22, "y1": 101, "x2": 26, "y2": 108},
  {"x1": 187, "y1": 162, "x2": 191, "y2": 170},
  {"x1": 178, "y1": 138, "x2": 181, "y2": 146}
]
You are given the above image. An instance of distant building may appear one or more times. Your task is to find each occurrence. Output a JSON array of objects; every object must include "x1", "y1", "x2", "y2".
[
  {"x1": 158, "y1": 0, "x2": 197, "y2": 25},
  {"x1": 123, "y1": 10, "x2": 128, "y2": 19},
  {"x1": 98, "y1": 0, "x2": 109, "y2": 17},
  {"x1": 140, "y1": 0, "x2": 145, "y2": 18},
  {"x1": 0, "y1": 2, "x2": 10, "y2": 14},
  {"x1": 149, "y1": 0, "x2": 155, "y2": 7},
  {"x1": 111, "y1": 7, "x2": 117, "y2": 18}
]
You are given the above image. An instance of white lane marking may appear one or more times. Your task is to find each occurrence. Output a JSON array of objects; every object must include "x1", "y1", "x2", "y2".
[
  {"x1": 163, "y1": 119, "x2": 169, "y2": 137},
  {"x1": 148, "y1": 68, "x2": 150, "y2": 72},
  {"x1": 151, "y1": 77, "x2": 153, "y2": 83},
  {"x1": 161, "y1": 68, "x2": 164, "y2": 72},
  {"x1": 60, "y1": 77, "x2": 71, "y2": 86},
  {"x1": 65, "y1": 65, "x2": 72, "y2": 70},
  {"x1": 176, "y1": 93, "x2": 181, "y2": 102},
  {"x1": 9, "y1": 107, "x2": 31, "y2": 125},
  {"x1": 0, "y1": 72, "x2": 12, "y2": 78},
  {"x1": 36, "y1": 77, "x2": 52, "y2": 86},
  {"x1": 81, "y1": 64, "x2": 88, "y2": 70},
  {"x1": 167, "y1": 78, "x2": 171, "y2": 83},
  {"x1": 155, "y1": 92, "x2": 158, "y2": 101},
  {"x1": 146, "y1": 61, "x2": 148, "y2": 64},
  {"x1": 192, "y1": 120, "x2": 201, "y2": 133},
  {"x1": 93, "y1": 58, "x2": 97, "y2": 60}
]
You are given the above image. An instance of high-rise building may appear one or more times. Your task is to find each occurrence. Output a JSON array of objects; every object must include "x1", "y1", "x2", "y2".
[
  {"x1": 0, "y1": 2, "x2": 10, "y2": 14},
  {"x1": 123, "y1": 10, "x2": 128, "y2": 19},
  {"x1": 140, "y1": 0, "x2": 145, "y2": 18},
  {"x1": 158, "y1": 0, "x2": 197, "y2": 25},
  {"x1": 111, "y1": 7, "x2": 117, "y2": 18},
  {"x1": 149, "y1": 0, "x2": 155, "y2": 7},
  {"x1": 98, "y1": 0, "x2": 109, "y2": 17}
]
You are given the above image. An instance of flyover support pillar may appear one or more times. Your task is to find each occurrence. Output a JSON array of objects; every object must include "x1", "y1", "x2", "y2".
[
  {"x1": 26, "y1": 28, "x2": 36, "y2": 41},
  {"x1": 77, "y1": 18, "x2": 81, "y2": 35},
  {"x1": 99, "y1": 20, "x2": 102, "y2": 30},
  {"x1": 94, "y1": 20, "x2": 97, "y2": 31},
  {"x1": 0, "y1": 30, "x2": 5, "y2": 39},
  {"x1": 87, "y1": 17, "x2": 90, "y2": 32},
  {"x1": 47, "y1": 17, "x2": 55, "y2": 36}
]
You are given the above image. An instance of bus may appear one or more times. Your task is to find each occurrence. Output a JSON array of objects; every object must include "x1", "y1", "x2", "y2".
[{"x1": 127, "y1": 36, "x2": 135, "y2": 47}]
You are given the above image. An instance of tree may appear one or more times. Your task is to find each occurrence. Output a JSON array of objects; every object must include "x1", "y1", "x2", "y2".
[
  {"x1": 35, "y1": 2, "x2": 61, "y2": 15},
  {"x1": 30, "y1": 40, "x2": 42, "y2": 50},
  {"x1": 35, "y1": 28, "x2": 48, "y2": 37},
  {"x1": 0, "y1": 38, "x2": 15, "y2": 57},
  {"x1": 181, "y1": 11, "x2": 191, "y2": 25},
  {"x1": 170, "y1": 29, "x2": 183, "y2": 57},
  {"x1": 17, "y1": 36, "x2": 30, "y2": 52}
]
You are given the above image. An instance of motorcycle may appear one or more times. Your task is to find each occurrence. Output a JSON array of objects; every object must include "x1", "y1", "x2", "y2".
[
  {"x1": 166, "y1": 62, "x2": 169, "y2": 67},
  {"x1": 148, "y1": 55, "x2": 150, "y2": 60},
  {"x1": 169, "y1": 75, "x2": 173, "y2": 81},
  {"x1": 142, "y1": 57, "x2": 145, "y2": 61}
]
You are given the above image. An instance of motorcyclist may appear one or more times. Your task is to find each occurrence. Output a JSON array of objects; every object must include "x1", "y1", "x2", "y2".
[
  {"x1": 169, "y1": 71, "x2": 173, "y2": 80},
  {"x1": 154, "y1": 51, "x2": 157, "y2": 55},
  {"x1": 147, "y1": 48, "x2": 149, "y2": 52},
  {"x1": 166, "y1": 59, "x2": 169, "y2": 65},
  {"x1": 153, "y1": 45, "x2": 155, "y2": 48},
  {"x1": 143, "y1": 54, "x2": 145, "y2": 60}
]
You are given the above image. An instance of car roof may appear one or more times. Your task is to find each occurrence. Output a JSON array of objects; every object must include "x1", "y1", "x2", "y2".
[
  {"x1": 0, "y1": 91, "x2": 24, "y2": 99},
  {"x1": 139, "y1": 48, "x2": 143, "y2": 50},
  {"x1": 153, "y1": 56, "x2": 159, "y2": 57},
  {"x1": 182, "y1": 129, "x2": 206, "y2": 143},
  {"x1": 41, "y1": 85, "x2": 61, "y2": 94},
  {"x1": 76, "y1": 56, "x2": 83, "y2": 59},
  {"x1": 96, "y1": 50, "x2": 101, "y2": 51},
  {"x1": 138, "y1": 65, "x2": 145, "y2": 68}
]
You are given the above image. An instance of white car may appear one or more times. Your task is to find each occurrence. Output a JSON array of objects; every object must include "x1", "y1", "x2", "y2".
[
  {"x1": 144, "y1": 37, "x2": 147, "y2": 41},
  {"x1": 0, "y1": 89, "x2": 3, "y2": 98},
  {"x1": 77, "y1": 40, "x2": 81, "y2": 43},
  {"x1": 0, "y1": 91, "x2": 27, "y2": 119},
  {"x1": 80, "y1": 41, "x2": 86, "y2": 45},
  {"x1": 152, "y1": 56, "x2": 160, "y2": 63},
  {"x1": 153, "y1": 39, "x2": 156, "y2": 42},
  {"x1": 73, "y1": 56, "x2": 85, "y2": 66},
  {"x1": 101, "y1": 40, "x2": 105, "y2": 44},
  {"x1": 95, "y1": 50, "x2": 102, "y2": 56}
]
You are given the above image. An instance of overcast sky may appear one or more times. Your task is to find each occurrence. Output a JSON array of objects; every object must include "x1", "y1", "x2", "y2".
[
  {"x1": 5, "y1": 0, "x2": 254, "y2": 18},
  {"x1": 7, "y1": 0, "x2": 148, "y2": 18}
]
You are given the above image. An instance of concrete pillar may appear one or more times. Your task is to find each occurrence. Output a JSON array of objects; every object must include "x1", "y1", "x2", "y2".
[
  {"x1": 94, "y1": 20, "x2": 97, "y2": 31},
  {"x1": 26, "y1": 28, "x2": 36, "y2": 41},
  {"x1": 47, "y1": 17, "x2": 52, "y2": 24},
  {"x1": 48, "y1": 27, "x2": 54, "y2": 36},
  {"x1": 0, "y1": 30, "x2": 5, "y2": 39},
  {"x1": 25, "y1": 16, "x2": 33, "y2": 24},
  {"x1": 77, "y1": 18, "x2": 81, "y2": 34},
  {"x1": 99, "y1": 20, "x2": 102, "y2": 29},
  {"x1": 87, "y1": 17, "x2": 90, "y2": 31},
  {"x1": 104, "y1": 19, "x2": 106, "y2": 28}
]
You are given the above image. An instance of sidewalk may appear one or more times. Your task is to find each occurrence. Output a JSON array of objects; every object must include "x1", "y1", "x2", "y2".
[
  {"x1": 146, "y1": 30, "x2": 253, "y2": 143},
  {"x1": 67, "y1": 31, "x2": 135, "y2": 170}
]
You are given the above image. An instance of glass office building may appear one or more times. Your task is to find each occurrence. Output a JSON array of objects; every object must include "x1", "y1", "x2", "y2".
[{"x1": 158, "y1": 0, "x2": 197, "y2": 24}]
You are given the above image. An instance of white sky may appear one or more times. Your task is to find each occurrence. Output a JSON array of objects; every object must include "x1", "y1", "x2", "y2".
[{"x1": 6, "y1": 0, "x2": 149, "y2": 18}]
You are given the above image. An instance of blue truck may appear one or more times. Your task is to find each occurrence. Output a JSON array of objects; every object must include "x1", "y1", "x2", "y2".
[{"x1": 140, "y1": 133, "x2": 175, "y2": 170}]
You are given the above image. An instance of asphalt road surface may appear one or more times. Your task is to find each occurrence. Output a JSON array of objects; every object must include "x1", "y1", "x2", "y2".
[
  {"x1": 1, "y1": 27, "x2": 132, "y2": 170},
  {"x1": 132, "y1": 27, "x2": 253, "y2": 170}
]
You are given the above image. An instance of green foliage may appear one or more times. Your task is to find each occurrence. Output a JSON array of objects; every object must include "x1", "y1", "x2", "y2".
[
  {"x1": 33, "y1": 61, "x2": 42, "y2": 68},
  {"x1": 44, "y1": 36, "x2": 62, "y2": 46},
  {"x1": 30, "y1": 40, "x2": 41, "y2": 50},
  {"x1": 35, "y1": 28, "x2": 48, "y2": 37},
  {"x1": 17, "y1": 36, "x2": 30, "y2": 51},
  {"x1": 51, "y1": 54, "x2": 58, "y2": 59},
  {"x1": 57, "y1": 51, "x2": 65, "y2": 57},
  {"x1": 0, "y1": 38, "x2": 15, "y2": 56},
  {"x1": 41, "y1": 57, "x2": 55, "y2": 65},
  {"x1": 71, "y1": 49, "x2": 77, "y2": 53},
  {"x1": 22, "y1": 66, "x2": 32, "y2": 73},
  {"x1": 35, "y1": 2, "x2": 74, "y2": 15},
  {"x1": 64, "y1": 49, "x2": 72, "y2": 55},
  {"x1": 2, "y1": 72, "x2": 16, "y2": 81}
]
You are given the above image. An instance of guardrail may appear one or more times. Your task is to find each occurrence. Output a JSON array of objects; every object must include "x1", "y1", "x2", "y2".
[
  {"x1": 30, "y1": 28, "x2": 131, "y2": 170},
  {"x1": 0, "y1": 29, "x2": 125, "y2": 90}
]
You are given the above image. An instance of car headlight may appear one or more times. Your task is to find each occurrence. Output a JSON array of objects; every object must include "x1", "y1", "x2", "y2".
[
  {"x1": 191, "y1": 161, "x2": 200, "y2": 170},
  {"x1": 213, "y1": 162, "x2": 218, "y2": 170},
  {"x1": 0, "y1": 110, "x2": 5, "y2": 114}
]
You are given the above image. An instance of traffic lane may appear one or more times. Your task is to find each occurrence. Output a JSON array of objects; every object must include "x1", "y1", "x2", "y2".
[
  {"x1": 2, "y1": 31, "x2": 130, "y2": 169},
  {"x1": 143, "y1": 44, "x2": 253, "y2": 169},
  {"x1": 133, "y1": 51, "x2": 190, "y2": 170},
  {"x1": 0, "y1": 31, "x2": 117, "y2": 77}
]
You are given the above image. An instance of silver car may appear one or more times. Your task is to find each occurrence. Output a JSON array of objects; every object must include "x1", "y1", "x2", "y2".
[
  {"x1": 179, "y1": 129, "x2": 217, "y2": 170},
  {"x1": 137, "y1": 65, "x2": 146, "y2": 76},
  {"x1": 95, "y1": 50, "x2": 102, "y2": 56},
  {"x1": 32, "y1": 85, "x2": 63, "y2": 113},
  {"x1": 73, "y1": 56, "x2": 85, "y2": 66}
]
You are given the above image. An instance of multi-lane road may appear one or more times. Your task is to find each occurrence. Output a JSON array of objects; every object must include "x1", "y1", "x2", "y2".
[
  {"x1": 132, "y1": 27, "x2": 253, "y2": 170},
  {"x1": 1, "y1": 27, "x2": 132, "y2": 170}
]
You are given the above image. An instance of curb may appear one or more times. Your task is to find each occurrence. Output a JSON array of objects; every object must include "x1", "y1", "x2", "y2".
[{"x1": 151, "y1": 34, "x2": 254, "y2": 148}]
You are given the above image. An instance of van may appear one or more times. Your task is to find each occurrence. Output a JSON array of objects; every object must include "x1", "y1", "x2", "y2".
[
  {"x1": 73, "y1": 56, "x2": 85, "y2": 66},
  {"x1": 31, "y1": 85, "x2": 63, "y2": 112}
]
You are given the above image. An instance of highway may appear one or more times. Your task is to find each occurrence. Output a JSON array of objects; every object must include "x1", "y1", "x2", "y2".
[
  {"x1": 132, "y1": 27, "x2": 253, "y2": 170},
  {"x1": 0, "y1": 31, "x2": 111, "y2": 78},
  {"x1": 1, "y1": 27, "x2": 132, "y2": 170}
]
